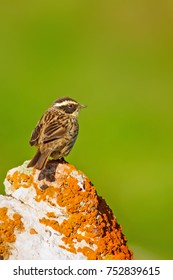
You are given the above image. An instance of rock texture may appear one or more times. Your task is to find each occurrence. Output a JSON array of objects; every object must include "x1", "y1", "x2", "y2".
[{"x1": 0, "y1": 160, "x2": 133, "y2": 260}]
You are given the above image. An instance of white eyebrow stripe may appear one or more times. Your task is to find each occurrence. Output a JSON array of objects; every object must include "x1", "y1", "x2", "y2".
[{"x1": 54, "y1": 100, "x2": 77, "y2": 107}]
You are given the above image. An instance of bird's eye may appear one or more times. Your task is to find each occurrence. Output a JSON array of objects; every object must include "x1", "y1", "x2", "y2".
[{"x1": 65, "y1": 103, "x2": 76, "y2": 113}]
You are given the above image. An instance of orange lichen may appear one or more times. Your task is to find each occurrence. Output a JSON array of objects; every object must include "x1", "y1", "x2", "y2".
[
  {"x1": 59, "y1": 244, "x2": 77, "y2": 254},
  {"x1": 36, "y1": 162, "x2": 133, "y2": 260},
  {"x1": 78, "y1": 246, "x2": 97, "y2": 260},
  {"x1": 30, "y1": 228, "x2": 38, "y2": 235},
  {"x1": 13, "y1": 213, "x2": 25, "y2": 231},
  {"x1": 7, "y1": 170, "x2": 34, "y2": 190},
  {"x1": 6, "y1": 161, "x2": 133, "y2": 259},
  {"x1": 40, "y1": 217, "x2": 60, "y2": 232},
  {"x1": 0, "y1": 207, "x2": 25, "y2": 259},
  {"x1": 46, "y1": 212, "x2": 56, "y2": 218},
  {"x1": 35, "y1": 186, "x2": 57, "y2": 202}
]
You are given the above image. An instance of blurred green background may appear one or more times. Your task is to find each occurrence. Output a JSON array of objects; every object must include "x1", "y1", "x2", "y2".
[{"x1": 0, "y1": 0, "x2": 173, "y2": 259}]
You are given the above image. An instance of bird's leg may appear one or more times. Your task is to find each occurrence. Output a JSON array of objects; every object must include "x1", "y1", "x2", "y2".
[{"x1": 58, "y1": 157, "x2": 68, "y2": 164}]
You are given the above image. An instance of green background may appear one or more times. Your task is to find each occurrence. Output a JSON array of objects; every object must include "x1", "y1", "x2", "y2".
[{"x1": 0, "y1": 0, "x2": 173, "y2": 259}]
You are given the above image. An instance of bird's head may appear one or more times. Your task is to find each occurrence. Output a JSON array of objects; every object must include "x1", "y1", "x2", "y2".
[{"x1": 53, "y1": 97, "x2": 86, "y2": 117}]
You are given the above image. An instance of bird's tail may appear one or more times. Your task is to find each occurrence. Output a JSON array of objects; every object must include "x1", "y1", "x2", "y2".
[{"x1": 27, "y1": 149, "x2": 50, "y2": 170}]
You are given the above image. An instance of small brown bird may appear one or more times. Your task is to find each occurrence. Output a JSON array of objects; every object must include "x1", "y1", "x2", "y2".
[{"x1": 27, "y1": 97, "x2": 86, "y2": 170}]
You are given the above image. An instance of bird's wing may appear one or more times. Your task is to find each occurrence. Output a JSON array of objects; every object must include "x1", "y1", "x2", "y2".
[
  {"x1": 29, "y1": 110, "x2": 66, "y2": 146},
  {"x1": 29, "y1": 121, "x2": 43, "y2": 146},
  {"x1": 41, "y1": 111, "x2": 67, "y2": 144},
  {"x1": 42, "y1": 122, "x2": 66, "y2": 143}
]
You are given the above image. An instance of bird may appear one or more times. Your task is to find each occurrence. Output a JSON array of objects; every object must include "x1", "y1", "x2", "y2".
[{"x1": 27, "y1": 97, "x2": 86, "y2": 170}]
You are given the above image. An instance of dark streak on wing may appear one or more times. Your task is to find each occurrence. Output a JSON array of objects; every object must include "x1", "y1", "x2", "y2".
[
  {"x1": 29, "y1": 123, "x2": 42, "y2": 146},
  {"x1": 44, "y1": 121, "x2": 61, "y2": 135},
  {"x1": 44, "y1": 110, "x2": 56, "y2": 122},
  {"x1": 29, "y1": 113, "x2": 45, "y2": 146}
]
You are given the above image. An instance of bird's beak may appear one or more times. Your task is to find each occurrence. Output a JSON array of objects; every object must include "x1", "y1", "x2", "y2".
[{"x1": 79, "y1": 104, "x2": 87, "y2": 109}]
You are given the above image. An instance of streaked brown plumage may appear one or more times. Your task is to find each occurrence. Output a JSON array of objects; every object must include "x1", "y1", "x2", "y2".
[{"x1": 27, "y1": 97, "x2": 86, "y2": 170}]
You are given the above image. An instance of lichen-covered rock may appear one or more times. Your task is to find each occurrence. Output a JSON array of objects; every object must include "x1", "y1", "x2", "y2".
[{"x1": 0, "y1": 160, "x2": 133, "y2": 260}]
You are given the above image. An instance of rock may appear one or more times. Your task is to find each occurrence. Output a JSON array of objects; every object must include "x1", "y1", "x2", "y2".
[{"x1": 0, "y1": 160, "x2": 133, "y2": 260}]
